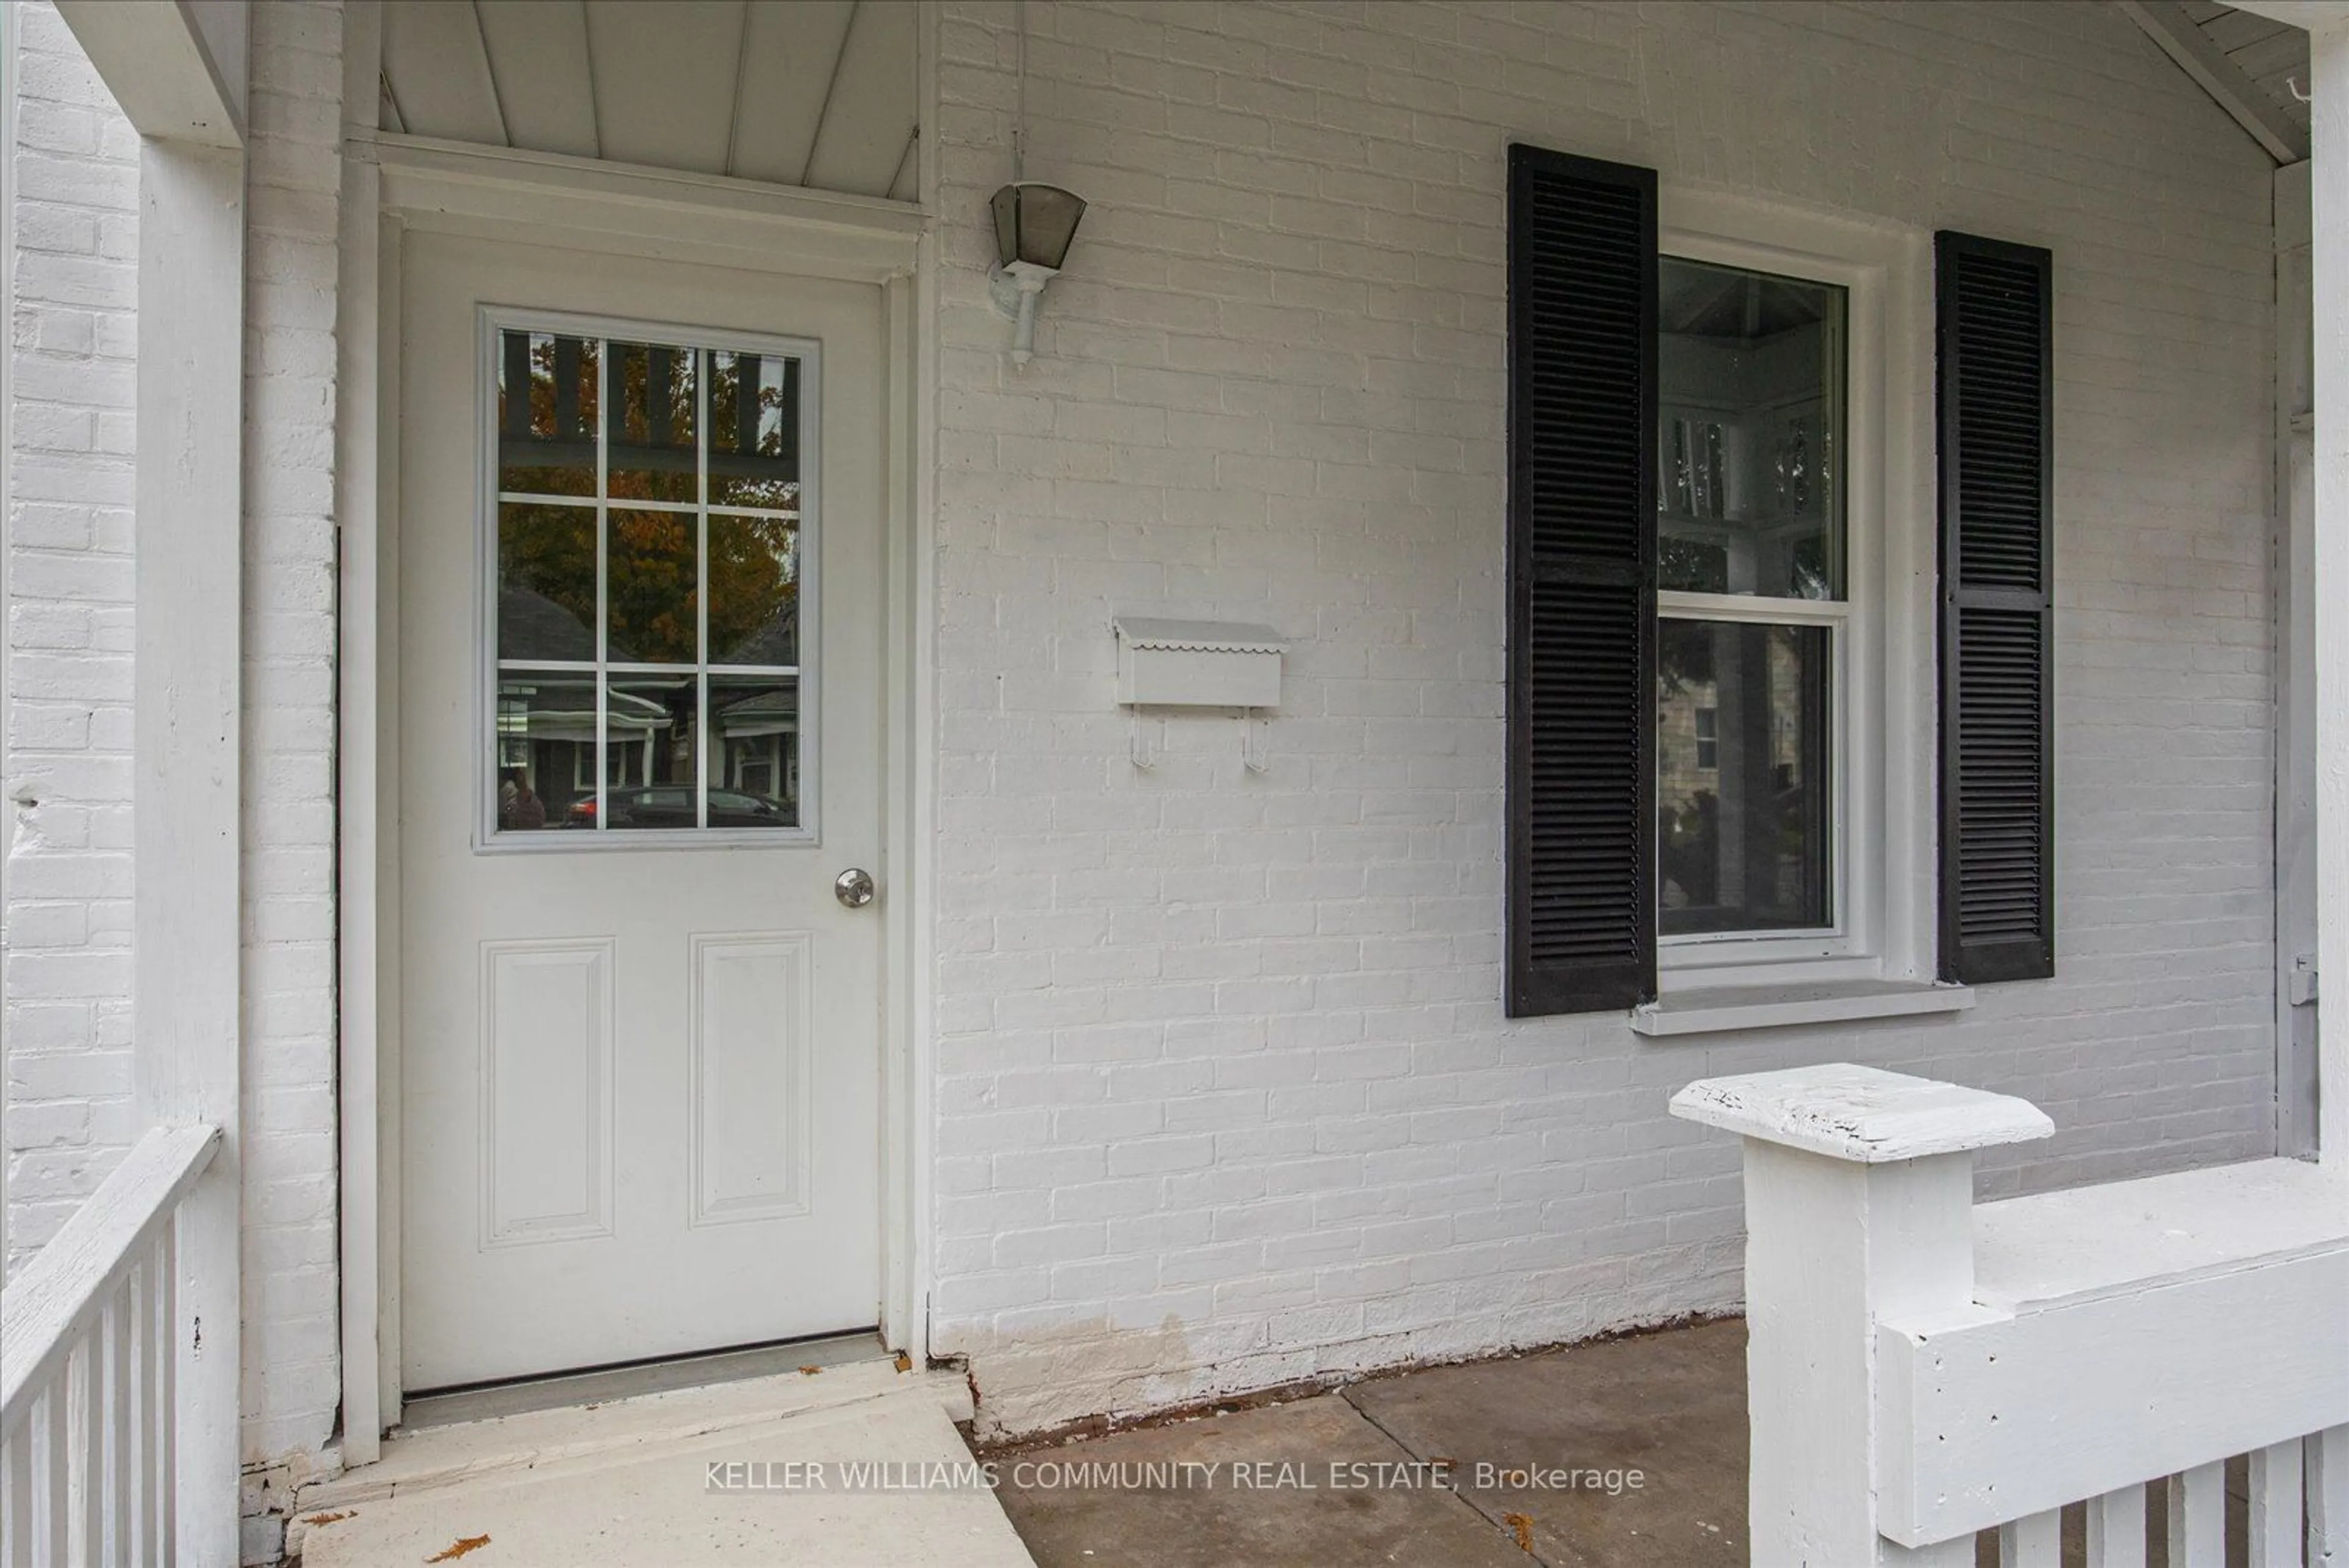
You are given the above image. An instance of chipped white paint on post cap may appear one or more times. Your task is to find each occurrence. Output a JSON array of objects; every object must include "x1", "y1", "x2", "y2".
[{"x1": 1669, "y1": 1063, "x2": 2054, "y2": 1162}]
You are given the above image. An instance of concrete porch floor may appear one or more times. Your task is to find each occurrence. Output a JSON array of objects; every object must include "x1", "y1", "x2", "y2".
[
  {"x1": 286, "y1": 1358, "x2": 1035, "y2": 1568},
  {"x1": 279, "y1": 1317, "x2": 2260, "y2": 1566},
  {"x1": 988, "y1": 1317, "x2": 2254, "y2": 1568},
  {"x1": 990, "y1": 1318, "x2": 1748, "y2": 1568}
]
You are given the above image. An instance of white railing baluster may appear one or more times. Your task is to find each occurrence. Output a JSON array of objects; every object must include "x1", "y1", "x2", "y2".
[
  {"x1": 155, "y1": 1226, "x2": 176, "y2": 1559},
  {"x1": 2251, "y1": 1439, "x2": 2304, "y2": 1568},
  {"x1": 1998, "y1": 1507, "x2": 2061, "y2": 1566},
  {"x1": 2314, "y1": 1425, "x2": 2349, "y2": 1564},
  {"x1": 131, "y1": 1253, "x2": 158, "y2": 1568},
  {"x1": 38, "y1": 1390, "x2": 65, "y2": 1568},
  {"x1": 2167, "y1": 1464, "x2": 2227, "y2": 1568},
  {"x1": 105, "y1": 1295, "x2": 131, "y2": 1566},
  {"x1": 2085, "y1": 1484, "x2": 2147, "y2": 1566},
  {"x1": 3, "y1": 1425, "x2": 32, "y2": 1568},
  {"x1": 61, "y1": 1353, "x2": 82, "y2": 1567},
  {"x1": 125, "y1": 1260, "x2": 149, "y2": 1568},
  {"x1": 79, "y1": 1334, "x2": 105, "y2": 1567}
]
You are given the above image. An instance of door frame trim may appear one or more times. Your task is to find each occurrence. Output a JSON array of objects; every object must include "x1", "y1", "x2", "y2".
[{"x1": 334, "y1": 0, "x2": 938, "y2": 1460}]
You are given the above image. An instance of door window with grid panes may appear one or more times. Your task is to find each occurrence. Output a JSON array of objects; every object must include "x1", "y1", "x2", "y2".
[{"x1": 489, "y1": 319, "x2": 815, "y2": 839}]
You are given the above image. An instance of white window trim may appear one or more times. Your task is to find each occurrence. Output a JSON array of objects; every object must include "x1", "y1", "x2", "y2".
[
  {"x1": 1652, "y1": 189, "x2": 1937, "y2": 998},
  {"x1": 473, "y1": 304, "x2": 822, "y2": 853}
]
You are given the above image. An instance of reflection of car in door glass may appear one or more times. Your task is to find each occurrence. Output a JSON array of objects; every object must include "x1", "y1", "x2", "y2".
[
  {"x1": 707, "y1": 790, "x2": 790, "y2": 827},
  {"x1": 563, "y1": 785, "x2": 792, "y2": 830}
]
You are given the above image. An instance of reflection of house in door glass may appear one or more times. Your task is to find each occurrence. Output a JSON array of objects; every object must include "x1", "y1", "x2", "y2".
[
  {"x1": 489, "y1": 327, "x2": 807, "y2": 833},
  {"x1": 714, "y1": 678, "x2": 800, "y2": 801}
]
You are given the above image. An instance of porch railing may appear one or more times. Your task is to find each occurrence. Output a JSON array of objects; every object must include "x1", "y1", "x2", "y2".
[
  {"x1": 1672, "y1": 1063, "x2": 2349, "y2": 1567},
  {"x1": 0, "y1": 1123, "x2": 220, "y2": 1567}
]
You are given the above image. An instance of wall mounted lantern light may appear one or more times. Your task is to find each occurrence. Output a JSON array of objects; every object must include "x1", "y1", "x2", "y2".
[
  {"x1": 989, "y1": 1, "x2": 1084, "y2": 368},
  {"x1": 989, "y1": 182, "x2": 1086, "y2": 367}
]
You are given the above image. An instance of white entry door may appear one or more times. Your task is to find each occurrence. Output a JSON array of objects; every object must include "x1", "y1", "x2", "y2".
[{"x1": 398, "y1": 230, "x2": 885, "y2": 1392}]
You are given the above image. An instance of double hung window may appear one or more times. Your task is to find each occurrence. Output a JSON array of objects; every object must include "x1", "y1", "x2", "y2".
[{"x1": 1655, "y1": 258, "x2": 1845, "y2": 947}]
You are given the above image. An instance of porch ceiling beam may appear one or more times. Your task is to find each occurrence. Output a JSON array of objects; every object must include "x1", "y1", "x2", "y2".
[
  {"x1": 53, "y1": 0, "x2": 245, "y2": 148},
  {"x1": 2117, "y1": 0, "x2": 2309, "y2": 163}
]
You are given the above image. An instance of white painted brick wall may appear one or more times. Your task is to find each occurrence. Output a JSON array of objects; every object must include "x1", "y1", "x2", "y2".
[
  {"x1": 2, "y1": 0, "x2": 139, "y2": 1282},
  {"x1": 3, "y1": 0, "x2": 347, "y2": 1504},
  {"x1": 239, "y1": 0, "x2": 344, "y2": 1473},
  {"x1": 930, "y1": 0, "x2": 2282, "y2": 1436},
  {"x1": 10, "y1": 0, "x2": 2284, "y2": 1488}
]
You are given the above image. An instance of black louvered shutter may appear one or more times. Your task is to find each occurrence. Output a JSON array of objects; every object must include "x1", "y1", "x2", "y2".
[
  {"x1": 1936, "y1": 232, "x2": 2054, "y2": 984},
  {"x1": 1505, "y1": 145, "x2": 1658, "y2": 1017}
]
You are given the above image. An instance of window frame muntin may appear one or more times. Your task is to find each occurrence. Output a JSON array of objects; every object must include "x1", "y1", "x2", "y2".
[
  {"x1": 474, "y1": 305, "x2": 822, "y2": 853},
  {"x1": 1651, "y1": 223, "x2": 1891, "y2": 987}
]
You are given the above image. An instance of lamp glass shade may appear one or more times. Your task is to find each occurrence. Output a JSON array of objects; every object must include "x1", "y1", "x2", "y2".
[{"x1": 990, "y1": 182, "x2": 1087, "y2": 271}]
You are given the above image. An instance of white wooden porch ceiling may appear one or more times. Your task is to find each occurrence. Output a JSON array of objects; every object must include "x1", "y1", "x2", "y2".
[
  {"x1": 379, "y1": 0, "x2": 918, "y2": 201},
  {"x1": 2186, "y1": 0, "x2": 2312, "y2": 136}
]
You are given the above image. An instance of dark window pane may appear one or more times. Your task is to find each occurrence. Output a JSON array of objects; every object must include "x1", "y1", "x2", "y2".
[
  {"x1": 607, "y1": 340, "x2": 698, "y2": 503},
  {"x1": 708, "y1": 350, "x2": 800, "y2": 508},
  {"x1": 707, "y1": 515, "x2": 799, "y2": 666},
  {"x1": 494, "y1": 670, "x2": 598, "y2": 831},
  {"x1": 603, "y1": 674, "x2": 700, "y2": 830},
  {"x1": 1657, "y1": 619, "x2": 1831, "y2": 934},
  {"x1": 709, "y1": 676, "x2": 800, "y2": 828},
  {"x1": 1657, "y1": 258, "x2": 1844, "y2": 599},
  {"x1": 498, "y1": 331, "x2": 599, "y2": 496},
  {"x1": 607, "y1": 508, "x2": 698, "y2": 665},
  {"x1": 497, "y1": 503, "x2": 597, "y2": 662}
]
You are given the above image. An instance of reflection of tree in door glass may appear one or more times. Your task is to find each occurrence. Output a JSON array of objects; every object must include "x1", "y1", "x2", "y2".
[
  {"x1": 607, "y1": 510, "x2": 698, "y2": 665},
  {"x1": 709, "y1": 516, "x2": 798, "y2": 666},
  {"x1": 496, "y1": 505, "x2": 596, "y2": 661}
]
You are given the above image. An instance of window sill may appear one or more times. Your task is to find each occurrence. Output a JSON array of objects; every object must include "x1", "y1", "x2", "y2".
[{"x1": 1630, "y1": 979, "x2": 1975, "y2": 1038}]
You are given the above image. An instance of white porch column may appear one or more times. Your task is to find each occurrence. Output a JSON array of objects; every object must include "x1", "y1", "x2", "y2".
[
  {"x1": 2231, "y1": 31, "x2": 2349, "y2": 1547},
  {"x1": 57, "y1": 2, "x2": 250, "y2": 1562},
  {"x1": 2306, "y1": 7, "x2": 2349, "y2": 1174},
  {"x1": 132, "y1": 133, "x2": 245, "y2": 1568},
  {"x1": 2239, "y1": 0, "x2": 2349, "y2": 1182},
  {"x1": 1671, "y1": 1065, "x2": 2054, "y2": 1567}
]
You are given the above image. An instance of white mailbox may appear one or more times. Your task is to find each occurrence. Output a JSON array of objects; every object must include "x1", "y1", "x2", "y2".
[{"x1": 1114, "y1": 618, "x2": 1286, "y2": 708}]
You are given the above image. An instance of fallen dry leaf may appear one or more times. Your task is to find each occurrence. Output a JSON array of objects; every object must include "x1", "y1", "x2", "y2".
[
  {"x1": 302, "y1": 1512, "x2": 353, "y2": 1526},
  {"x1": 1504, "y1": 1514, "x2": 1535, "y2": 1554},
  {"x1": 425, "y1": 1535, "x2": 490, "y2": 1562},
  {"x1": 894, "y1": 1351, "x2": 913, "y2": 1373},
  {"x1": 798, "y1": 1365, "x2": 823, "y2": 1376}
]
